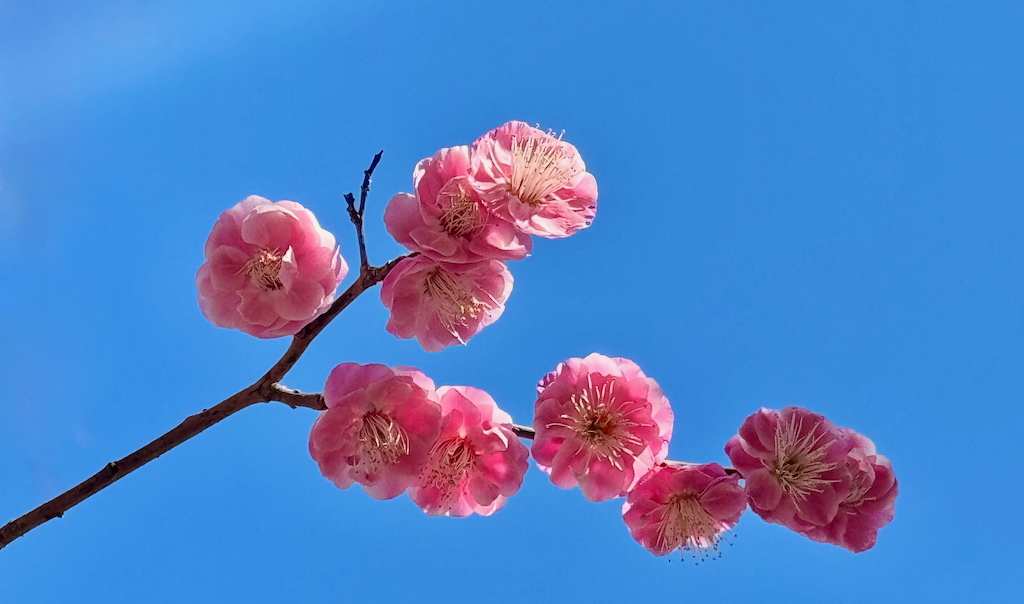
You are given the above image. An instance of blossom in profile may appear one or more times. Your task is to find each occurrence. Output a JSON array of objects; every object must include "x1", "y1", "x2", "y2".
[
  {"x1": 384, "y1": 146, "x2": 532, "y2": 263},
  {"x1": 409, "y1": 386, "x2": 529, "y2": 517},
  {"x1": 725, "y1": 407, "x2": 855, "y2": 531},
  {"x1": 800, "y1": 429, "x2": 898, "y2": 552},
  {"x1": 623, "y1": 463, "x2": 746, "y2": 559},
  {"x1": 309, "y1": 363, "x2": 442, "y2": 500},
  {"x1": 531, "y1": 353, "x2": 674, "y2": 502},
  {"x1": 380, "y1": 256, "x2": 512, "y2": 352},
  {"x1": 469, "y1": 121, "x2": 597, "y2": 239},
  {"x1": 196, "y1": 195, "x2": 347, "y2": 338}
]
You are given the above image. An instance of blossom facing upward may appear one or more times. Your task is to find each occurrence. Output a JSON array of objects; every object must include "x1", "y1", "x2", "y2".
[
  {"x1": 196, "y1": 195, "x2": 347, "y2": 338},
  {"x1": 725, "y1": 407, "x2": 855, "y2": 532},
  {"x1": 409, "y1": 386, "x2": 530, "y2": 517},
  {"x1": 470, "y1": 121, "x2": 598, "y2": 239},
  {"x1": 800, "y1": 429, "x2": 899, "y2": 552},
  {"x1": 531, "y1": 353, "x2": 674, "y2": 502},
  {"x1": 380, "y1": 255, "x2": 513, "y2": 352},
  {"x1": 384, "y1": 146, "x2": 532, "y2": 263},
  {"x1": 623, "y1": 463, "x2": 746, "y2": 559},
  {"x1": 309, "y1": 363, "x2": 442, "y2": 500}
]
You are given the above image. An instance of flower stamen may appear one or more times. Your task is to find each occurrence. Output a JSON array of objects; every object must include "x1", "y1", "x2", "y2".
[
  {"x1": 438, "y1": 187, "x2": 487, "y2": 237},
  {"x1": 244, "y1": 248, "x2": 284, "y2": 291},
  {"x1": 508, "y1": 130, "x2": 579, "y2": 206},
  {"x1": 770, "y1": 415, "x2": 839, "y2": 502},
  {"x1": 423, "y1": 267, "x2": 485, "y2": 339},
  {"x1": 547, "y1": 376, "x2": 645, "y2": 470},
  {"x1": 358, "y1": 410, "x2": 410, "y2": 470}
]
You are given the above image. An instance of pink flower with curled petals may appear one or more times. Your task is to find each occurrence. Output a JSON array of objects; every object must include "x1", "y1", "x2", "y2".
[
  {"x1": 380, "y1": 256, "x2": 512, "y2": 352},
  {"x1": 309, "y1": 363, "x2": 442, "y2": 500},
  {"x1": 623, "y1": 463, "x2": 746, "y2": 559},
  {"x1": 196, "y1": 195, "x2": 347, "y2": 338},
  {"x1": 469, "y1": 121, "x2": 597, "y2": 239},
  {"x1": 384, "y1": 146, "x2": 532, "y2": 263},
  {"x1": 800, "y1": 429, "x2": 898, "y2": 552},
  {"x1": 409, "y1": 386, "x2": 529, "y2": 517},
  {"x1": 531, "y1": 353, "x2": 674, "y2": 502},
  {"x1": 725, "y1": 407, "x2": 855, "y2": 532}
]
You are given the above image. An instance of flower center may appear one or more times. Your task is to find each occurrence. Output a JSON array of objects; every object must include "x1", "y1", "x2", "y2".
[
  {"x1": 244, "y1": 248, "x2": 284, "y2": 291},
  {"x1": 358, "y1": 410, "x2": 410, "y2": 469},
  {"x1": 547, "y1": 378, "x2": 644, "y2": 470},
  {"x1": 438, "y1": 186, "x2": 486, "y2": 237},
  {"x1": 770, "y1": 415, "x2": 839, "y2": 502},
  {"x1": 421, "y1": 437, "x2": 476, "y2": 505},
  {"x1": 656, "y1": 494, "x2": 727, "y2": 559},
  {"x1": 508, "y1": 129, "x2": 579, "y2": 206},
  {"x1": 423, "y1": 267, "x2": 485, "y2": 338}
]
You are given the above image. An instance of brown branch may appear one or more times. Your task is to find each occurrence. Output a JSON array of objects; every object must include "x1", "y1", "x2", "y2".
[
  {"x1": 0, "y1": 386, "x2": 265, "y2": 549},
  {"x1": 0, "y1": 153, "x2": 403, "y2": 551}
]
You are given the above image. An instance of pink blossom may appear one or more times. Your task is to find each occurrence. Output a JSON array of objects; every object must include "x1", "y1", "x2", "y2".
[
  {"x1": 384, "y1": 146, "x2": 532, "y2": 263},
  {"x1": 531, "y1": 353, "x2": 674, "y2": 502},
  {"x1": 380, "y1": 255, "x2": 513, "y2": 352},
  {"x1": 196, "y1": 195, "x2": 347, "y2": 338},
  {"x1": 409, "y1": 386, "x2": 529, "y2": 517},
  {"x1": 469, "y1": 121, "x2": 598, "y2": 239},
  {"x1": 623, "y1": 463, "x2": 746, "y2": 559},
  {"x1": 800, "y1": 429, "x2": 898, "y2": 552},
  {"x1": 725, "y1": 407, "x2": 855, "y2": 532},
  {"x1": 308, "y1": 363, "x2": 442, "y2": 500}
]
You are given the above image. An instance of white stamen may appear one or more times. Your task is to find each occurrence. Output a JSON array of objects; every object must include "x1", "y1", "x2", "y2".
[
  {"x1": 508, "y1": 129, "x2": 579, "y2": 206},
  {"x1": 423, "y1": 267, "x2": 485, "y2": 340},
  {"x1": 547, "y1": 375, "x2": 645, "y2": 469},
  {"x1": 357, "y1": 410, "x2": 410, "y2": 471}
]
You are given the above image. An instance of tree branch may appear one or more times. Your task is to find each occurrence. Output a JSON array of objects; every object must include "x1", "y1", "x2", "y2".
[{"x1": 0, "y1": 153, "x2": 401, "y2": 551}]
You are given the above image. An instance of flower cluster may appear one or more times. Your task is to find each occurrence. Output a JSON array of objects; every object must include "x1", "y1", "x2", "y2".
[
  {"x1": 382, "y1": 121, "x2": 598, "y2": 351},
  {"x1": 191, "y1": 147, "x2": 899, "y2": 561},
  {"x1": 725, "y1": 406, "x2": 899, "y2": 552},
  {"x1": 309, "y1": 363, "x2": 529, "y2": 517}
]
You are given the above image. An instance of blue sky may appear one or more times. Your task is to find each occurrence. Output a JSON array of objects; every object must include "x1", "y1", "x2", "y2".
[{"x1": 1, "y1": 1, "x2": 1022, "y2": 601}]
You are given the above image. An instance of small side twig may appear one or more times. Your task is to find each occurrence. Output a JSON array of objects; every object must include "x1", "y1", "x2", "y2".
[{"x1": 345, "y1": 150, "x2": 384, "y2": 273}]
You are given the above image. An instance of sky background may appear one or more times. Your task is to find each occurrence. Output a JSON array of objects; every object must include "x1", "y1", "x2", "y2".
[{"x1": 1, "y1": 1, "x2": 1022, "y2": 602}]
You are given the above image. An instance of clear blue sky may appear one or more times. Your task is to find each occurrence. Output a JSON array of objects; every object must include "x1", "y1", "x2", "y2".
[{"x1": 1, "y1": 1, "x2": 1021, "y2": 602}]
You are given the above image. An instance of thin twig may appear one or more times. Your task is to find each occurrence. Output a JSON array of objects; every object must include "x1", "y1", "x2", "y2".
[
  {"x1": 0, "y1": 153, "x2": 398, "y2": 551},
  {"x1": 345, "y1": 150, "x2": 383, "y2": 273}
]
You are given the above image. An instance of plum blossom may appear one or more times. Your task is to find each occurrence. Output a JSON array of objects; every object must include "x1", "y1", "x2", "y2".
[
  {"x1": 800, "y1": 429, "x2": 898, "y2": 552},
  {"x1": 384, "y1": 146, "x2": 531, "y2": 263},
  {"x1": 725, "y1": 407, "x2": 855, "y2": 532},
  {"x1": 409, "y1": 386, "x2": 529, "y2": 517},
  {"x1": 623, "y1": 463, "x2": 746, "y2": 559},
  {"x1": 531, "y1": 353, "x2": 674, "y2": 502},
  {"x1": 196, "y1": 195, "x2": 347, "y2": 338},
  {"x1": 469, "y1": 121, "x2": 598, "y2": 239},
  {"x1": 380, "y1": 255, "x2": 512, "y2": 352},
  {"x1": 309, "y1": 363, "x2": 442, "y2": 500}
]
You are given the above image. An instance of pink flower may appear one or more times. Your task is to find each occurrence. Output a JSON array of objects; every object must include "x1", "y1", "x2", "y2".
[
  {"x1": 380, "y1": 255, "x2": 513, "y2": 352},
  {"x1": 384, "y1": 146, "x2": 532, "y2": 263},
  {"x1": 469, "y1": 121, "x2": 598, "y2": 239},
  {"x1": 308, "y1": 363, "x2": 442, "y2": 500},
  {"x1": 725, "y1": 407, "x2": 855, "y2": 532},
  {"x1": 623, "y1": 463, "x2": 746, "y2": 559},
  {"x1": 531, "y1": 353, "x2": 674, "y2": 502},
  {"x1": 800, "y1": 429, "x2": 898, "y2": 552},
  {"x1": 409, "y1": 386, "x2": 529, "y2": 517},
  {"x1": 196, "y1": 195, "x2": 347, "y2": 338}
]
